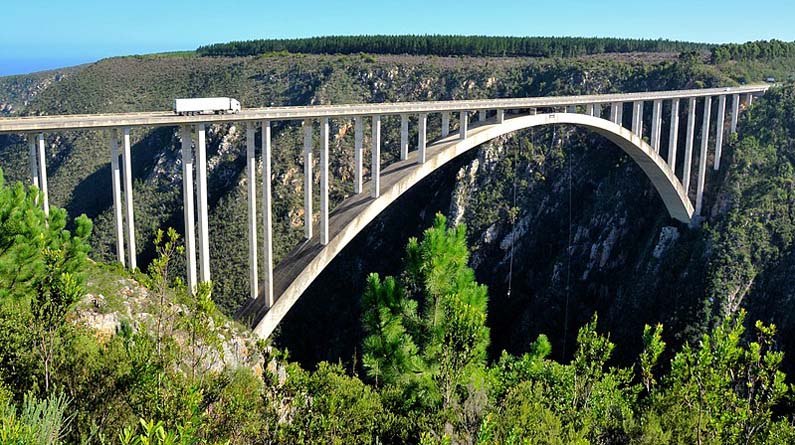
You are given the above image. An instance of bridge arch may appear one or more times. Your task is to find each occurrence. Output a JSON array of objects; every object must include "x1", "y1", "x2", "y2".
[{"x1": 245, "y1": 112, "x2": 694, "y2": 338}]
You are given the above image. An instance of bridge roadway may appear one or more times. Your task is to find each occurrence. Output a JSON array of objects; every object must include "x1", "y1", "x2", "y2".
[{"x1": 0, "y1": 85, "x2": 768, "y2": 133}]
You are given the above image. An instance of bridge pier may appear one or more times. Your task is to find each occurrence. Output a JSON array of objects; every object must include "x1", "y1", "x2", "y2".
[
  {"x1": 683, "y1": 98, "x2": 697, "y2": 194},
  {"x1": 195, "y1": 124, "x2": 210, "y2": 283},
  {"x1": 610, "y1": 103, "x2": 622, "y2": 125},
  {"x1": 714, "y1": 95, "x2": 727, "y2": 170},
  {"x1": 121, "y1": 128, "x2": 136, "y2": 269},
  {"x1": 354, "y1": 117, "x2": 363, "y2": 194},
  {"x1": 109, "y1": 130, "x2": 125, "y2": 266},
  {"x1": 459, "y1": 111, "x2": 468, "y2": 139},
  {"x1": 27, "y1": 134, "x2": 39, "y2": 191},
  {"x1": 632, "y1": 101, "x2": 643, "y2": 137},
  {"x1": 441, "y1": 111, "x2": 450, "y2": 137},
  {"x1": 246, "y1": 123, "x2": 259, "y2": 299},
  {"x1": 479, "y1": 110, "x2": 487, "y2": 122},
  {"x1": 592, "y1": 104, "x2": 602, "y2": 118},
  {"x1": 668, "y1": 99, "x2": 680, "y2": 171},
  {"x1": 586, "y1": 104, "x2": 594, "y2": 116},
  {"x1": 497, "y1": 109, "x2": 505, "y2": 124},
  {"x1": 400, "y1": 114, "x2": 409, "y2": 161},
  {"x1": 36, "y1": 133, "x2": 49, "y2": 217},
  {"x1": 651, "y1": 100, "x2": 662, "y2": 153},
  {"x1": 261, "y1": 121, "x2": 274, "y2": 308},
  {"x1": 371, "y1": 115, "x2": 381, "y2": 198},
  {"x1": 747, "y1": 93, "x2": 753, "y2": 106},
  {"x1": 320, "y1": 118, "x2": 329, "y2": 245},
  {"x1": 418, "y1": 113, "x2": 427, "y2": 164},
  {"x1": 180, "y1": 126, "x2": 197, "y2": 291},
  {"x1": 695, "y1": 96, "x2": 712, "y2": 215},
  {"x1": 303, "y1": 120, "x2": 313, "y2": 239},
  {"x1": 730, "y1": 93, "x2": 740, "y2": 133}
]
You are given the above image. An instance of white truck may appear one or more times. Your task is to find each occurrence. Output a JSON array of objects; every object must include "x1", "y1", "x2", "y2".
[{"x1": 174, "y1": 97, "x2": 241, "y2": 115}]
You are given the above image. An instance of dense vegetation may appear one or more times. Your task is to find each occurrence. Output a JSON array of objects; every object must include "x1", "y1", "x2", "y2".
[
  {"x1": 197, "y1": 35, "x2": 710, "y2": 58},
  {"x1": 711, "y1": 39, "x2": 795, "y2": 63}
]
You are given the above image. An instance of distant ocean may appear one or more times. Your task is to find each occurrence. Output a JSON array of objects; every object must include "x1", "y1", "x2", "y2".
[{"x1": 0, "y1": 57, "x2": 96, "y2": 77}]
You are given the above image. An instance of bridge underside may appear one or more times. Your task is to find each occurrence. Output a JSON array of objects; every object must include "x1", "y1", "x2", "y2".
[{"x1": 241, "y1": 112, "x2": 693, "y2": 338}]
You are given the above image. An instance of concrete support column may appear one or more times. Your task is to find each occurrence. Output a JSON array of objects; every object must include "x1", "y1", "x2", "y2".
[
  {"x1": 730, "y1": 93, "x2": 740, "y2": 133},
  {"x1": 246, "y1": 123, "x2": 258, "y2": 299},
  {"x1": 261, "y1": 121, "x2": 274, "y2": 308},
  {"x1": 441, "y1": 111, "x2": 450, "y2": 137},
  {"x1": 668, "y1": 99, "x2": 680, "y2": 170},
  {"x1": 459, "y1": 111, "x2": 468, "y2": 139},
  {"x1": 747, "y1": 93, "x2": 753, "y2": 106},
  {"x1": 319, "y1": 117, "x2": 329, "y2": 245},
  {"x1": 302, "y1": 120, "x2": 313, "y2": 239},
  {"x1": 610, "y1": 103, "x2": 622, "y2": 125},
  {"x1": 566, "y1": 105, "x2": 576, "y2": 113},
  {"x1": 683, "y1": 98, "x2": 697, "y2": 194},
  {"x1": 714, "y1": 95, "x2": 727, "y2": 170},
  {"x1": 354, "y1": 117, "x2": 363, "y2": 194},
  {"x1": 586, "y1": 104, "x2": 594, "y2": 116},
  {"x1": 195, "y1": 124, "x2": 210, "y2": 283},
  {"x1": 418, "y1": 113, "x2": 427, "y2": 164},
  {"x1": 592, "y1": 104, "x2": 601, "y2": 118},
  {"x1": 35, "y1": 133, "x2": 49, "y2": 217},
  {"x1": 651, "y1": 100, "x2": 663, "y2": 152},
  {"x1": 27, "y1": 135, "x2": 39, "y2": 190},
  {"x1": 478, "y1": 110, "x2": 486, "y2": 122},
  {"x1": 400, "y1": 114, "x2": 409, "y2": 161},
  {"x1": 632, "y1": 101, "x2": 644, "y2": 137},
  {"x1": 496, "y1": 109, "x2": 505, "y2": 124},
  {"x1": 371, "y1": 115, "x2": 381, "y2": 198},
  {"x1": 695, "y1": 97, "x2": 712, "y2": 215},
  {"x1": 180, "y1": 126, "x2": 197, "y2": 291},
  {"x1": 121, "y1": 128, "x2": 136, "y2": 270},
  {"x1": 110, "y1": 129, "x2": 125, "y2": 267},
  {"x1": 529, "y1": 108, "x2": 537, "y2": 115}
]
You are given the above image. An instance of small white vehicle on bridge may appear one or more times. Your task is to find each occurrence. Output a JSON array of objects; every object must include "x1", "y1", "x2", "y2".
[{"x1": 174, "y1": 97, "x2": 241, "y2": 115}]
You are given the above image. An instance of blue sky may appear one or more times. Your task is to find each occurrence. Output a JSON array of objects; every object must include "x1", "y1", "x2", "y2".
[{"x1": 1, "y1": 0, "x2": 794, "y2": 76}]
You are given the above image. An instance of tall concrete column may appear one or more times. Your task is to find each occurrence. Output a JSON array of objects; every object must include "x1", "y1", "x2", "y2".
[
  {"x1": 246, "y1": 123, "x2": 258, "y2": 300},
  {"x1": 695, "y1": 96, "x2": 712, "y2": 215},
  {"x1": 418, "y1": 113, "x2": 427, "y2": 164},
  {"x1": 586, "y1": 104, "x2": 594, "y2": 116},
  {"x1": 632, "y1": 101, "x2": 644, "y2": 137},
  {"x1": 683, "y1": 98, "x2": 697, "y2": 194},
  {"x1": 109, "y1": 129, "x2": 125, "y2": 267},
  {"x1": 496, "y1": 109, "x2": 505, "y2": 124},
  {"x1": 354, "y1": 117, "x2": 363, "y2": 194},
  {"x1": 441, "y1": 111, "x2": 450, "y2": 137},
  {"x1": 35, "y1": 133, "x2": 49, "y2": 217},
  {"x1": 478, "y1": 110, "x2": 487, "y2": 122},
  {"x1": 730, "y1": 93, "x2": 740, "y2": 133},
  {"x1": 747, "y1": 93, "x2": 753, "y2": 106},
  {"x1": 195, "y1": 124, "x2": 210, "y2": 283},
  {"x1": 371, "y1": 115, "x2": 381, "y2": 198},
  {"x1": 319, "y1": 117, "x2": 330, "y2": 245},
  {"x1": 610, "y1": 103, "x2": 623, "y2": 125},
  {"x1": 592, "y1": 104, "x2": 601, "y2": 118},
  {"x1": 180, "y1": 126, "x2": 197, "y2": 292},
  {"x1": 668, "y1": 99, "x2": 680, "y2": 170},
  {"x1": 27, "y1": 135, "x2": 39, "y2": 190},
  {"x1": 261, "y1": 121, "x2": 274, "y2": 308},
  {"x1": 713, "y1": 95, "x2": 727, "y2": 170},
  {"x1": 302, "y1": 120, "x2": 313, "y2": 239},
  {"x1": 459, "y1": 111, "x2": 468, "y2": 139},
  {"x1": 121, "y1": 128, "x2": 136, "y2": 270},
  {"x1": 650, "y1": 100, "x2": 662, "y2": 152},
  {"x1": 400, "y1": 114, "x2": 409, "y2": 161}
]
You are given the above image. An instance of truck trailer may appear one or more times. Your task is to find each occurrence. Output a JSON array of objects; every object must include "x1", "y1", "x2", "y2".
[{"x1": 174, "y1": 97, "x2": 241, "y2": 115}]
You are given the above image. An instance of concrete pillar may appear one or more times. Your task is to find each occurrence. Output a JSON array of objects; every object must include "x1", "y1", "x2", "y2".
[
  {"x1": 459, "y1": 111, "x2": 468, "y2": 139},
  {"x1": 110, "y1": 129, "x2": 125, "y2": 267},
  {"x1": 371, "y1": 115, "x2": 381, "y2": 198},
  {"x1": 478, "y1": 110, "x2": 487, "y2": 122},
  {"x1": 529, "y1": 108, "x2": 537, "y2": 116},
  {"x1": 566, "y1": 105, "x2": 576, "y2": 113},
  {"x1": 610, "y1": 103, "x2": 622, "y2": 125},
  {"x1": 27, "y1": 135, "x2": 39, "y2": 190},
  {"x1": 35, "y1": 134, "x2": 49, "y2": 217},
  {"x1": 586, "y1": 104, "x2": 594, "y2": 116},
  {"x1": 497, "y1": 109, "x2": 505, "y2": 124},
  {"x1": 246, "y1": 123, "x2": 258, "y2": 300},
  {"x1": 400, "y1": 114, "x2": 409, "y2": 161},
  {"x1": 195, "y1": 124, "x2": 210, "y2": 283},
  {"x1": 319, "y1": 117, "x2": 329, "y2": 245},
  {"x1": 695, "y1": 97, "x2": 712, "y2": 215},
  {"x1": 730, "y1": 93, "x2": 740, "y2": 133},
  {"x1": 683, "y1": 98, "x2": 697, "y2": 194},
  {"x1": 668, "y1": 99, "x2": 680, "y2": 170},
  {"x1": 632, "y1": 101, "x2": 644, "y2": 137},
  {"x1": 302, "y1": 120, "x2": 313, "y2": 239},
  {"x1": 418, "y1": 113, "x2": 427, "y2": 164},
  {"x1": 261, "y1": 121, "x2": 274, "y2": 308},
  {"x1": 441, "y1": 111, "x2": 450, "y2": 137},
  {"x1": 121, "y1": 128, "x2": 136, "y2": 270},
  {"x1": 651, "y1": 100, "x2": 662, "y2": 152},
  {"x1": 714, "y1": 95, "x2": 727, "y2": 170},
  {"x1": 179, "y1": 126, "x2": 197, "y2": 292},
  {"x1": 592, "y1": 104, "x2": 601, "y2": 118},
  {"x1": 354, "y1": 117, "x2": 363, "y2": 194},
  {"x1": 747, "y1": 93, "x2": 753, "y2": 106}
]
